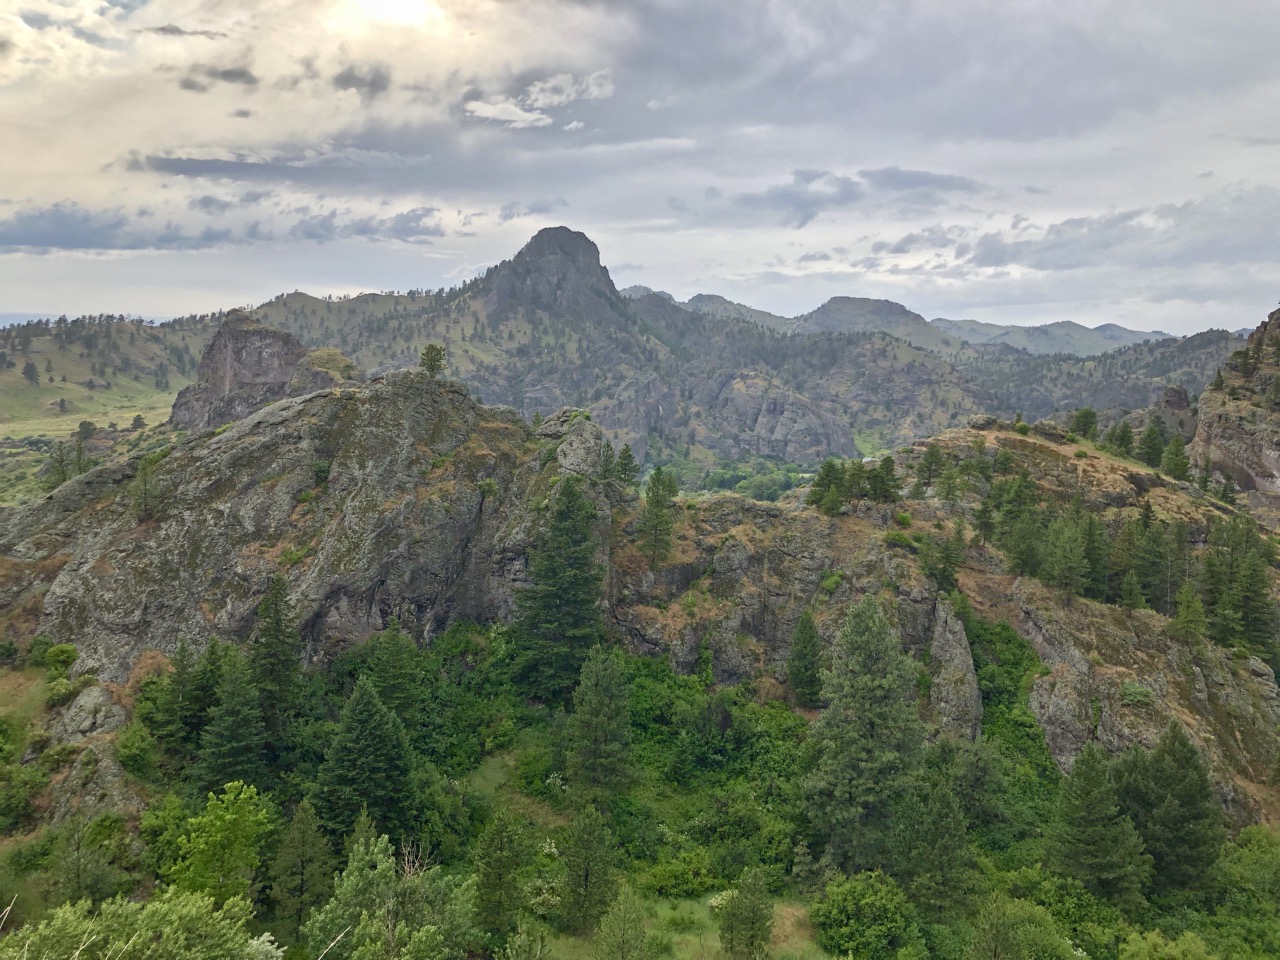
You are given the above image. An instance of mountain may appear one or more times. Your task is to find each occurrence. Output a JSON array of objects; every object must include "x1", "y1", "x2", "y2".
[
  {"x1": 931, "y1": 317, "x2": 1171, "y2": 355},
  {"x1": 680, "y1": 293, "x2": 793, "y2": 333}
]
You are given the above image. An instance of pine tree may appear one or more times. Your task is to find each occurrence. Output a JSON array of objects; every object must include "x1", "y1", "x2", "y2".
[
  {"x1": 593, "y1": 885, "x2": 654, "y2": 960},
  {"x1": 1103, "y1": 421, "x2": 1135, "y2": 456},
  {"x1": 637, "y1": 467, "x2": 677, "y2": 568},
  {"x1": 919, "y1": 443, "x2": 945, "y2": 484},
  {"x1": 1235, "y1": 551, "x2": 1277, "y2": 658},
  {"x1": 191, "y1": 647, "x2": 269, "y2": 795},
  {"x1": 1070, "y1": 408, "x2": 1099, "y2": 440},
  {"x1": 560, "y1": 805, "x2": 618, "y2": 933},
  {"x1": 886, "y1": 782, "x2": 973, "y2": 920},
  {"x1": 186, "y1": 639, "x2": 225, "y2": 747},
  {"x1": 269, "y1": 799, "x2": 335, "y2": 943},
  {"x1": 1161, "y1": 435, "x2": 1191, "y2": 481},
  {"x1": 1113, "y1": 722, "x2": 1225, "y2": 897},
  {"x1": 1170, "y1": 582, "x2": 1208, "y2": 643},
  {"x1": 249, "y1": 574, "x2": 300, "y2": 758},
  {"x1": 475, "y1": 809, "x2": 530, "y2": 945},
  {"x1": 512, "y1": 475, "x2": 604, "y2": 701},
  {"x1": 565, "y1": 646, "x2": 633, "y2": 803},
  {"x1": 1044, "y1": 513, "x2": 1088, "y2": 596},
  {"x1": 802, "y1": 597, "x2": 924, "y2": 871},
  {"x1": 313, "y1": 677, "x2": 415, "y2": 841},
  {"x1": 419, "y1": 343, "x2": 446, "y2": 376},
  {"x1": 1047, "y1": 744, "x2": 1151, "y2": 912},
  {"x1": 787, "y1": 611, "x2": 823, "y2": 708},
  {"x1": 806, "y1": 458, "x2": 845, "y2": 506},
  {"x1": 1119, "y1": 571, "x2": 1146, "y2": 610},
  {"x1": 1137, "y1": 424, "x2": 1165, "y2": 469},
  {"x1": 972, "y1": 499, "x2": 996, "y2": 545},
  {"x1": 614, "y1": 445, "x2": 640, "y2": 487},
  {"x1": 717, "y1": 867, "x2": 773, "y2": 960},
  {"x1": 599, "y1": 440, "x2": 617, "y2": 482},
  {"x1": 867, "y1": 457, "x2": 901, "y2": 503},
  {"x1": 1211, "y1": 367, "x2": 1225, "y2": 391},
  {"x1": 169, "y1": 781, "x2": 275, "y2": 906},
  {"x1": 365, "y1": 620, "x2": 424, "y2": 725}
]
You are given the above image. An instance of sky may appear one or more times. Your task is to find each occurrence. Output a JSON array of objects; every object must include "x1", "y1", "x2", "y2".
[{"x1": 2, "y1": 1, "x2": 1280, "y2": 334}]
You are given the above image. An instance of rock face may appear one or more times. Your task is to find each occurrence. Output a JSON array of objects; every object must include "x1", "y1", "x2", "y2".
[{"x1": 170, "y1": 312, "x2": 357, "y2": 430}]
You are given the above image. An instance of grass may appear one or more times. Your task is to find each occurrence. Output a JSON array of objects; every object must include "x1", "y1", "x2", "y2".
[
  {"x1": 545, "y1": 896, "x2": 825, "y2": 959},
  {"x1": 0, "y1": 668, "x2": 48, "y2": 749}
]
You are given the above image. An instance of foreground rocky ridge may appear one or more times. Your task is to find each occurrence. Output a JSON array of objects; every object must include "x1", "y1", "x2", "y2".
[{"x1": 2, "y1": 369, "x2": 1278, "y2": 824}]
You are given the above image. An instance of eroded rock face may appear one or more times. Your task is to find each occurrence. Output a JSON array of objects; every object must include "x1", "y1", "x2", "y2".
[
  {"x1": 170, "y1": 313, "x2": 358, "y2": 430},
  {"x1": 929, "y1": 596, "x2": 982, "y2": 741},
  {"x1": 46, "y1": 686, "x2": 127, "y2": 746}
]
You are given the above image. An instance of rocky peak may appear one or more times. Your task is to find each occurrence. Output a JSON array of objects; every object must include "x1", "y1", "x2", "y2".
[{"x1": 170, "y1": 311, "x2": 359, "y2": 431}]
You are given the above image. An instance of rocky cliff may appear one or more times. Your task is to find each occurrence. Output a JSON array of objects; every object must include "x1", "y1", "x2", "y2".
[
  {"x1": 169, "y1": 312, "x2": 359, "y2": 430},
  {"x1": 4, "y1": 370, "x2": 1279, "y2": 823}
]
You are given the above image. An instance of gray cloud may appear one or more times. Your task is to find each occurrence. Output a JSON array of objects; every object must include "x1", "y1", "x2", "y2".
[
  {"x1": 0, "y1": 202, "x2": 228, "y2": 252},
  {"x1": 797, "y1": 251, "x2": 831, "y2": 263},
  {"x1": 859, "y1": 167, "x2": 982, "y2": 193},
  {"x1": 190, "y1": 195, "x2": 233, "y2": 214},
  {"x1": 499, "y1": 199, "x2": 569, "y2": 221},
  {"x1": 734, "y1": 170, "x2": 862, "y2": 227},
  {"x1": 333, "y1": 64, "x2": 391, "y2": 102},
  {"x1": 0, "y1": 37, "x2": 13, "y2": 59},
  {"x1": 288, "y1": 206, "x2": 443, "y2": 243}
]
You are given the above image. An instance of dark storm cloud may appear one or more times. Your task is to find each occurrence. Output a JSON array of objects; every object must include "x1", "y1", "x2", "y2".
[
  {"x1": 859, "y1": 167, "x2": 982, "y2": 193},
  {"x1": 734, "y1": 170, "x2": 862, "y2": 227},
  {"x1": 333, "y1": 65, "x2": 391, "y2": 103}
]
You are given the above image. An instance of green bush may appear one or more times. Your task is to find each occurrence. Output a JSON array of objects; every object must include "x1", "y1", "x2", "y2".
[
  {"x1": 43, "y1": 643, "x2": 79, "y2": 674},
  {"x1": 1120, "y1": 681, "x2": 1155, "y2": 709},
  {"x1": 639, "y1": 846, "x2": 716, "y2": 898},
  {"x1": 820, "y1": 570, "x2": 844, "y2": 594},
  {"x1": 116, "y1": 720, "x2": 160, "y2": 782},
  {"x1": 809, "y1": 871, "x2": 926, "y2": 959},
  {"x1": 884, "y1": 530, "x2": 915, "y2": 551},
  {"x1": 312, "y1": 459, "x2": 331, "y2": 485},
  {"x1": 1015, "y1": 422, "x2": 1032, "y2": 436},
  {"x1": 894, "y1": 511, "x2": 913, "y2": 527}
]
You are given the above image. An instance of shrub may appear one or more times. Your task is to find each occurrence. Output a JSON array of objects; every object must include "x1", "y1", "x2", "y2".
[
  {"x1": 1120, "y1": 681, "x2": 1155, "y2": 709},
  {"x1": 1015, "y1": 422, "x2": 1032, "y2": 436},
  {"x1": 820, "y1": 570, "x2": 844, "y2": 594},
  {"x1": 43, "y1": 643, "x2": 79, "y2": 673},
  {"x1": 1074, "y1": 450, "x2": 1089, "y2": 459},
  {"x1": 883, "y1": 530, "x2": 915, "y2": 551},
  {"x1": 894, "y1": 512, "x2": 912, "y2": 528},
  {"x1": 809, "y1": 871, "x2": 926, "y2": 960},
  {"x1": 312, "y1": 459, "x2": 331, "y2": 485}
]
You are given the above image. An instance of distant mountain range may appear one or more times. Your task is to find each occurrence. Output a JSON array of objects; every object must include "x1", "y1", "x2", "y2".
[
  {"x1": 620, "y1": 286, "x2": 1171, "y2": 356},
  {"x1": 246, "y1": 227, "x2": 1241, "y2": 466}
]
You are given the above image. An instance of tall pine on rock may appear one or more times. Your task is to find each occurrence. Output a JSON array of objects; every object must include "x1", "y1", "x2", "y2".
[
  {"x1": 1047, "y1": 743, "x2": 1151, "y2": 912},
  {"x1": 565, "y1": 646, "x2": 633, "y2": 804},
  {"x1": 787, "y1": 610, "x2": 823, "y2": 708},
  {"x1": 802, "y1": 596, "x2": 924, "y2": 871},
  {"x1": 250, "y1": 575, "x2": 301, "y2": 760},
  {"x1": 1113, "y1": 722, "x2": 1225, "y2": 897},
  {"x1": 191, "y1": 647, "x2": 268, "y2": 795},
  {"x1": 512, "y1": 475, "x2": 604, "y2": 701},
  {"x1": 313, "y1": 677, "x2": 415, "y2": 841}
]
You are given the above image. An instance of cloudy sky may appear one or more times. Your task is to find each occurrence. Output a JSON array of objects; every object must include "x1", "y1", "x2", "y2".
[{"x1": 2, "y1": 0, "x2": 1280, "y2": 333}]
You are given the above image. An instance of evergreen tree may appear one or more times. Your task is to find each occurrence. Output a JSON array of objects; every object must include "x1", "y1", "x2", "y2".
[
  {"x1": 637, "y1": 467, "x2": 677, "y2": 568},
  {"x1": 972, "y1": 499, "x2": 996, "y2": 545},
  {"x1": 1070, "y1": 408, "x2": 1099, "y2": 440},
  {"x1": 867, "y1": 457, "x2": 901, "y2": 503},
  {"x1": 1170, "y1": 582, "x2": 1208, "y2": 643},
  {"x1": 191, "y1": 647, "x2": 269, "y2": 795},
  {"x1": 598, "y1": 440, "x2": 617, "y2": 482},
  {"x1": 511, "y1": 475, "x2": 604, "y2": 701},
  {"x1": 918, "y1": 443, "x2": 945, "y2": 484},
  {"x1": 1119, "y1": 571, "x2": 1146, "y2": 610},
  {"x1": 1113, "y1": 722, "x2": 1225, "y2": 897},
  {"x1": 1234, "y1": 551, "x2": 1277, "y2": 659},
  {"x1": 474, "y1": 809, "x2": 530, "y2": 945},
  {"x1": 1047, "y1": 744, "x2": 1151, "y2": 912},
  {"x1": 1161, "y1": 435, "x2": 1191, "y2": 481},
  {"x1": 269, "y1": 799, "x2": 334, "y2": 943},
  {"x1": 249, "y1": 575, "x2": 301, "y2": 757},
  {"x1": 419, "y1": 343, "x2": 446, "y2": 376},
  {"x1": 565, "y1": 646, "x2": 633, "y2": 803},
  {"x1": 593, "y1": 885, "x2": 655, "y2": 960},
  {"x1": 886, "y1": 782, "x2": 973, "y2": 920},
  {"x1": 1044, "y1": 513, "x2": 1089, "y2": 596},
  {"x1": 313, "y1": 677, "x2": 415, "y2": 841},
  {"x1": 365, "y1": 620, "x2": 424, "y2": 725},
  {"x1": 1138, "y1": 423, "x2": 1166, "y2": 469},
  {"x1": 614, "y1": 445, "x2": 640, "y2": 487},
  {"x1": 560, "y1": 805, "x2": 618, "y2": 933},
  {"x1": 787, "y1": 611, "x2": 823, "y2": 708},
  {"x1": 717, "y1": 867, "x2": 773, "y2": 960},
  {"x1": 1082, "y1": 512, "x2": 1111, "y2": 598},
  {"x1": 806, "y1": 458, "x2": 845, "y2": 506},
  {"x1": 802, "y1": 597, "x2": 924, "y2": 871},
  {"x1": 1103, "y1": 421, "x2": 1135, "y2": 456},
  {"x1": 1210, "y1": 367, "x2": 1225, "y2": 391}
]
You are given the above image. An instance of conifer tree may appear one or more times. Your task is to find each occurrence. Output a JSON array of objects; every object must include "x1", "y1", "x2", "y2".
[
  {"x1": 1119, "y1": 571, "x2": 1146, "y2": 610},
  {"x1": 475, "y1": 809, "x2": 530, "y2": 945},
  {"x1": 599, "y1": 440, "x2": 617, "y2": 482},
  {"x1": 269, "y1": 799, "x2": 335, "y2": 943},
  {"x1": 717, "y1": 867, "x2": 773, "y2": 960},
  {"x1": 1044, "y1": 513, "x2": 1088, "y2": 596},
  {"x1": 191, "y1": 647, "x2": 269, "y2": 795},
  {"x1": 787, "y1": 611, "x2": 823, "y2": 708},
  {"x1": 886, "y1": 782, "x2": 973, "y2": 920},
  {"x1": 1070, "y1": 408, "x2": 1099, "y2": 440},
  {"x1": 565, "y1": 646, "x2": 633, "y2": 803},
  {"x1": 250, "y1": 574, "x2": 301, "y2": 757},
  {"x1": 637, "y1": 467, "x2": 677, "y2": 567},
  {"x1": 313, "y1": 677, "x2": 415, "y2": 840},
  {"x1": 972, "y1": 499, "x2": 996, "y2": 545},
  {"x1": 1137, "y1": 424, "x2": 1166, "y2": 469},
  {"x1": 1234, "y1": 551, "x2": 1277, "y2": 659},
  {"x1": 560, "y1": 805, "x2": 618, "y2": 933},
  {"x1": 802, "y1": 597, "x2": 924, "y2": 871},
  {"x1": 614, "y1": 445, "x2": 640, "y2": 487},
  {"x1": 512, "y1": 475, "x2": 604, "y2": 701},
  {"x1": 1113, "y1": 722, "x2": 1225, "y2": 897},
  {"x1": 1170, "y1": 582, "x2": 1208, "y2": 643},
  {"x1": 593, "y1": 885, "x2": 655, "y2": 960},
  {"x1": 806, "y1": 458, "x2": 845, "y2": 506},
  {"x1": 1047, "y1": 744, "x2": 1151, "y2": 912},
  {"x1": 867, "y1": 457, "x2": 901, "y2": 503},
  {"x1": 365, "y1": 620, "x2": 424, "y2": 725},
  {"x1": 185, "y1": 638, "x2": 225, "y2": 747},
  {"x1": 918, "y1": 443, "x2": 945, "y2": 484},
  {"x1": 1103, "y1": 421, "x2": 1135, "y2": 456},
  {"x1": 169, "y1": 781, "x2": 275, "y2": 906},
  {"x1": 1161, "y1": 435, "x2": 1191, "y2": 481}
]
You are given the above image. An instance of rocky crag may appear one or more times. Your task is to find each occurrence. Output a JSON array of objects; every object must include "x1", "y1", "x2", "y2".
[
  {"x1": 169, "y1": 311, "x2": 360, "y2": 430},
  {"x1": 3, "y1": 361, "x2": 1279, "y2": 824}
]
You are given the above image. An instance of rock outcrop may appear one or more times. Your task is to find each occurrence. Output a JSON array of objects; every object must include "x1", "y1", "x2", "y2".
[{"x1": 170, "y1": 312, "x2": 359, "y2": 430}]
